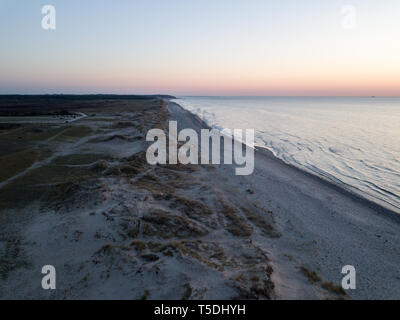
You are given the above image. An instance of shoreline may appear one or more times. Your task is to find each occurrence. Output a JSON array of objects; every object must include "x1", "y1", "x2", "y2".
[
  {"x1": 254, "y1": 146, "x2": 400, "y2": 221},
  {"x1": 168, "y1": 100, "x2": 400, "y2": 299},
  {"x1": 1, "y1": 97, "x2": 399, "y2": 299},
  {"x1": 169, "y1": 100, "x2": 400, "y2": 220}
]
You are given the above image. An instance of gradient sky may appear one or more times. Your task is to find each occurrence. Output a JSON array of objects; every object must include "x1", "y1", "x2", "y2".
[{"x1": 1, "y1": 0, "x2": 399, "y2": 95}]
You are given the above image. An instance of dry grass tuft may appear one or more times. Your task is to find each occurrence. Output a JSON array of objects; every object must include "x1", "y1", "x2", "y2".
[
  {"x1": 169, "y1": 195, "x2": 214, "y2": 217},
  {"x1": 220, "y1": 204, "x2": 252, "y2": 237},
  {"x1": 142, "y1": 209, "x2": 209, "y2": 239},
  {"x1": 241, "y1": 206, "x2": 280, "y2": 238},
  {"x1": 299, "y1": 266, "x2": 322, "y2": 284},
  {"x1": 130, "y1": 240, "x2": 147, "y2": 253}
]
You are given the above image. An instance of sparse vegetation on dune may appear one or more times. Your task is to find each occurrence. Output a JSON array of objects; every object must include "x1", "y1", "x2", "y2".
[
  {"x1": 300, "y1": 266, "x2": 321, "y2": 284},
  {"x1": 0, "y1": 97, "x2": 280, "y2": 300},
  {"x1": 0, "y1": 148, "x2": 39, "y2": 182},
  {"x1": 299, "y1": 266, "x2": 346, "y2": 298},
  {"x1": 53, "y1": 126, "x2": 93, "y2": 142}
]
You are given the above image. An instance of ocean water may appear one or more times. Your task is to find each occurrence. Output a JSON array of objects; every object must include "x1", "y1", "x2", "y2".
[{"x1": 174, "y1": 97, "x2": 400, "y2": 213}]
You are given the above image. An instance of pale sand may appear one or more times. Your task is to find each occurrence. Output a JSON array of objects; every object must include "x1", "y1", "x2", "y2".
[
  {"x1": 169, "y1": 101, "x2": 400, "y2": 299},
  {"x1": 0, "y1": 99, "x2": 399, "y2": 299}
]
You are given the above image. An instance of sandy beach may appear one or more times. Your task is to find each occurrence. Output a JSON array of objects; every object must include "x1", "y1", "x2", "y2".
[
  {"x1": 169, "y1": 101, "x2": 400, "y2": 299},
  {"x1": 0, "y1": 98, "x2": 399, "y2": 300}
]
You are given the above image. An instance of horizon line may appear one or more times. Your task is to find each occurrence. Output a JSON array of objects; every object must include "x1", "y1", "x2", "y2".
[{"x1": 0, "y1": 94, "x2": 399, "y2": 98}]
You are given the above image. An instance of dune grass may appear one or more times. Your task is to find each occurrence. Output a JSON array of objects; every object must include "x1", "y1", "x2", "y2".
[{"x1": 0, "y1": 148, "x2": 38, "y2": 182}]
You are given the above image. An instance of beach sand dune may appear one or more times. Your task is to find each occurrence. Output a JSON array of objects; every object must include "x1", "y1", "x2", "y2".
[{"x1": 0, "y1": 98, "x2": 399, "y2": 299}]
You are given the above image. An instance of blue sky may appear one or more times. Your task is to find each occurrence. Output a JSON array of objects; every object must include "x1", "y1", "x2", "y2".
[{"x1": 1, "y1": 0, "x2": 399, "y2": 95}]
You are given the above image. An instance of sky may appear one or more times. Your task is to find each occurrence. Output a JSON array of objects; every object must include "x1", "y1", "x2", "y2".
[{"x1": 0, "y1": 0, "x2": 399, "y2": 96}]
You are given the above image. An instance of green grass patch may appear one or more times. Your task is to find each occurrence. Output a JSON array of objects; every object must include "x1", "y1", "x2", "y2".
[
  {"x1": 0, "y1": 148, "x2": 38, "y2": 182},
  {"x1": 53, "y1": 126, "x2": 93, "y2": 142}
]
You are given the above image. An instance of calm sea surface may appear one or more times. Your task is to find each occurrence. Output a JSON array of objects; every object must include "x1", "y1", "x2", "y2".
[{"x1": 175, "y1": 97, "x2": 400, "y2": 213}]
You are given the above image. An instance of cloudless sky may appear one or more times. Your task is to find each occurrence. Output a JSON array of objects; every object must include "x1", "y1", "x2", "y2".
[{"x1": 0, "y1": 0, "x2": 399, "y2": 95}]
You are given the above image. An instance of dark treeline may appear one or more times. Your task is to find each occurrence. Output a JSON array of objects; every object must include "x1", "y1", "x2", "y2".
[
  {"x1": 0, "y1": 94, "x2": 175, "y2": 103},
  {"x1": 0, "y1": 94, "x2": 176, "y2": 115}
]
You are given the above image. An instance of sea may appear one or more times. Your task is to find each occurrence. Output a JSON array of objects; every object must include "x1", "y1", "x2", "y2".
[{"x1": 174, "y1": 96, "x2": 400, "y2": 213}]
